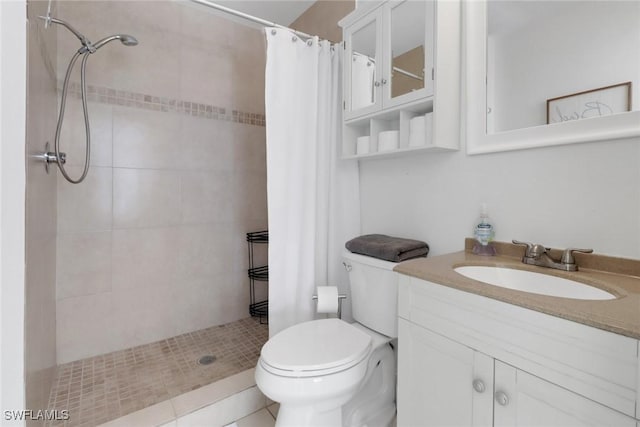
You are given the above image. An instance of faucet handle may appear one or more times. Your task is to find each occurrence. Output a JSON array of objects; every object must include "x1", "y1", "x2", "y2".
[
  {"x1": 512, "y1": 240, "x2": 533, "y2": 252},
  {"x1": 513, "y1": 240, "x2": 547, "y2": 258},
  {"x1": 561, "y1": 248, "x2": 593, "y2": 265},
  {"x1": 512, "y1": 240, "x2": 535, "y2": 257}
]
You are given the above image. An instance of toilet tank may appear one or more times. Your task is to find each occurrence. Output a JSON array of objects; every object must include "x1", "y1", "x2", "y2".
[{"x1": 343, "y1": 251, "x2": 399, "y2": 338}]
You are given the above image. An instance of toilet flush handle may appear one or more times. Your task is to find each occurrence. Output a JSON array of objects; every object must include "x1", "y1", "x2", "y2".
[{"x1": 343, "y1": 261, "x2": 352, "y2": 272}]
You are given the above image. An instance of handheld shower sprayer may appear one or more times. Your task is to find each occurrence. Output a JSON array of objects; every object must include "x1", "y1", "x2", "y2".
[
  {"x1": 93, "y1": 34, "x2": 139, "y2": 50},
  {"x1": 38, "y1": 15, "x2": 138, "y2": 184}
]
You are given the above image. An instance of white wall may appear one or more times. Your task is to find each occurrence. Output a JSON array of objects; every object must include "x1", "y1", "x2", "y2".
[
  {"x1": 0, "y1": 0, "x2": 27, "y2": 422},
  {"x1": 360, "y1": 1, "x2": 640, "y2": 260},
  {"x1": 360, "y1": 135, "x2": 640, "y2": 259}
]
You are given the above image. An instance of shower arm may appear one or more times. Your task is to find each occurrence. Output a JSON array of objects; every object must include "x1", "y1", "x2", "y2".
[{"x1": 38, "y1": 16, "x2": 97, "y2": 53}]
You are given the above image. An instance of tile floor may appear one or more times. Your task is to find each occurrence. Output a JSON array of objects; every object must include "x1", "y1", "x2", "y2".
[
  {"x1": 232, "y1": 404, "x2": 394, "y2": 427},
  {"x1": 46, "y1": 317, "x2": 268, "y2": 427},
  {"x1": 231, "y1": 404, "x2": 278, "y2": 427}
]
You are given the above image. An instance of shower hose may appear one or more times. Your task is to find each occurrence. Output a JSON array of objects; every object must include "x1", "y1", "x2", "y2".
[{"x1": 55, "y1": 50, "x2": 92, "y2": 184}]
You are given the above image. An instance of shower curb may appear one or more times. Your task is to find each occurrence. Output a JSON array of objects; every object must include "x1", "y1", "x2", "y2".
[{"x1": 97, "y1": 369, "x2": 266, "y2": 427}]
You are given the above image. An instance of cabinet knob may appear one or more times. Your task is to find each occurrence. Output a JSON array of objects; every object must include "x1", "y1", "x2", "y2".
[
  {"x1": 374, "y1": 81, "x2": 381, "y2": 87},
  {"x1": 381, "y1": 78, "x2": 388, "y2": 85},
  {"x1": 472, "y1": 379, "x2": 485, "y2": 393},
  {"x1": 494, "y1": 391, "x2": 510, "y2": 406}
]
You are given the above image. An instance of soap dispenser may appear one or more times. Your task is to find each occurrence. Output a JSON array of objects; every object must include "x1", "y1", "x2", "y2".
[{"x1": 473, "y1": 203, "x2": 496, "y2": 256}]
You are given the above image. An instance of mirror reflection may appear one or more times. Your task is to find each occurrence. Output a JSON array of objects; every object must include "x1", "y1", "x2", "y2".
[
  {"x1": 390, "y1": 0, "x2": 426, "y2": 98},
  {"x1": 351, "y1": 21, "x2": 377, "y2": 110},
  {"x1": 486, "y1": 1, "x2": 640, "y2": 134}
]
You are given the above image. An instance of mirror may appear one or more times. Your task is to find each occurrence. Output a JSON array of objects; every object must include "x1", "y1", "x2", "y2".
[
  {"x1": 466, "y1": 0, "x2": 640, "y2": 154},
  {"x1": 390, "y1": 0, "x2": 426, "y2": 99},
  {"x1": 487, "y1": 1, "x2": 639, "y2": 133},
  {"x1": 351, "y1": 20, "x2": 377, "y2": 110}
]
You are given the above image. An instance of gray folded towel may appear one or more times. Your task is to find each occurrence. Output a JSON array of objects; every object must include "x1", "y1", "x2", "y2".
[{"x1": 345, "y1": 234, "x2": 429, "y2": 262}]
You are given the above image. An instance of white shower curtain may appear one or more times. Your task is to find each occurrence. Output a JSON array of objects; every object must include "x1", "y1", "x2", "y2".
[{"x1": 265, "y1": 28, "x2": 361, "y2": 337}]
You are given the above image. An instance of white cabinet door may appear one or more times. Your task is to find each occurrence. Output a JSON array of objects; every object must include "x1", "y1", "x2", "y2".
[
  {"x1": 344, "y1": 7, "x2": 383, "y2": 120},
  {"x1": 494, "y1": 361, "x2": 637, "y2": 427},
  {"x1": 343, "y1": 0, "x2": 436, "y2": 119},
  {"x1": 397, "y1": 318, "x2": 493, "y2": 427},
  {"x1": 382, "y1": 0, "x2": 435, "y2": 109}
]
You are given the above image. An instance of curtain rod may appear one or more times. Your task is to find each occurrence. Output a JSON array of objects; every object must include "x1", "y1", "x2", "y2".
[{"x1": 188, "y1": 0, "x2": 316, "y2": 40}]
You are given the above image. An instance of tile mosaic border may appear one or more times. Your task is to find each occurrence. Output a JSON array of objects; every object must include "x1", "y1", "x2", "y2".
[{"x1": 61, "y1": 82, "x2": 266, "y2": 127}]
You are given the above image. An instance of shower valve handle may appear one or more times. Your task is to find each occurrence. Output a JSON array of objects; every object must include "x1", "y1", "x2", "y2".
[
  {"x1": 40, "y1": 142, "x2": 66, "y2": 174},
  {"x1": 44, "y1": 150, "x2": 66, "y2": 165}
]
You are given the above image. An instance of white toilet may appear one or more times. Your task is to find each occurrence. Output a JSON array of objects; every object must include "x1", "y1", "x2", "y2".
[{"x1": 255, "y1": 251, "x2": 399, "y2": 427}]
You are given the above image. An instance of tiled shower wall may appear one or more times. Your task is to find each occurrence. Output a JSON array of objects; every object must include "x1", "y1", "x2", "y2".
[
  {"x1": 55, "y1": 1, "x2": 268, "y2": 364},
  {"x1": 26, "y1": 0, "x2": 59, "y2": 414}
]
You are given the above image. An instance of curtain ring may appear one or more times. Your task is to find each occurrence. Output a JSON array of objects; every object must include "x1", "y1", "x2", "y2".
[
  {"x1": 306, "y1": 39, "x2": 313, "y2": 46},
  {"x1": 292, "y1": 36, "x2": 298, "y2": 42},
  {"x1": 271, "y1": 29, "x2": 276, "y2": 35}
]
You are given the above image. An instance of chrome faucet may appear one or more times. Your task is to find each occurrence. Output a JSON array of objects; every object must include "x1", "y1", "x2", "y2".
[{"x1": 512, "y1": 240, "x2": 593, "y2": 272}]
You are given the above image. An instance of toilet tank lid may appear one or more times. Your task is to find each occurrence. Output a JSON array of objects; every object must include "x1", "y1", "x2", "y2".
[
  {"x1": 343, "y1": 251, "x2": 399, "y2": 271},
  {"x1": 260, "y1": 319, "x2": 372, "y2": 375}
]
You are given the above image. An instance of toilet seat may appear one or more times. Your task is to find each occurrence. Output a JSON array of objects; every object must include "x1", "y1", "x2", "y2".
[{"x1": 260, "y1": 318, "x2": 372, "y2": 378}]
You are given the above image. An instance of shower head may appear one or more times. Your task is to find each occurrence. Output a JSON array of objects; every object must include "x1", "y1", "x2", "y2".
[
  {"x1": 93, "y1": 34, "x2": 139, "y2": 50},
  {"x1": 119, "y1": 35, "x2": 139, "y2": 46}
]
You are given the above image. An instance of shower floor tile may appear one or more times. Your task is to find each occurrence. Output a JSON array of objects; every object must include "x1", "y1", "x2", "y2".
[{"x1": 46, "y1": 317, "x2": 268, "y2": 427}]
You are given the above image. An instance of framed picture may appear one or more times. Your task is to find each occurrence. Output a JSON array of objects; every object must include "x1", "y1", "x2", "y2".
[{"x1": 546, "y1": 82, "x2": 632, "y2": 124}]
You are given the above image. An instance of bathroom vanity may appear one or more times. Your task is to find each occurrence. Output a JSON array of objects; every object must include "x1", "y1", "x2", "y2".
[{"x1": 395, "y1": 242, "x2": 640, "y2": 426}]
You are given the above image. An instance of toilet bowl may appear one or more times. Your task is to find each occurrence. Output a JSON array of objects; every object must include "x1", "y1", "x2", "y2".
[
  {"x1": 255, "y1": 318, "x2": 372, "y2": 426},
  {"x1": 255, "y1": 252, "x2": 399, "y2": 427}
]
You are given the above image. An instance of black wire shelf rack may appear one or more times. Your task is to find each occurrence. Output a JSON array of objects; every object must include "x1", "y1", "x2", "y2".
[{"x1": 247, "y1": 230, "x2": 268, "y2": 324}]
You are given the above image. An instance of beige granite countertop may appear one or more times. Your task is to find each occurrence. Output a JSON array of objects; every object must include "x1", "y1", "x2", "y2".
[{"x1": 394, "y1": 240, "x2": 640, "y2": 340}]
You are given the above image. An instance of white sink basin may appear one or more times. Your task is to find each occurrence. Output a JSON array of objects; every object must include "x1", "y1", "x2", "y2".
[{"x1": 454, "y1": 266, "x2": 616, "y2": 300}]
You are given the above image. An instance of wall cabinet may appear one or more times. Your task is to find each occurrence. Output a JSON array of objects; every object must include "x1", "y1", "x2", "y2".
[
  {"x1": 397, "y1": 274, "x2": 640, "y2": 427},
  {"x1": 339, "y1": 0, "x2": 460, "y2": 159},
  {"x1": 343, "y1": 1, "x2": 435, "y2": 120}
]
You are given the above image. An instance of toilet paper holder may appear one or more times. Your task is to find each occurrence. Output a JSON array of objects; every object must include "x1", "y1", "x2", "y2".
[{"x1": 312, "y1": 292, "x2": 347, "y2": 319}]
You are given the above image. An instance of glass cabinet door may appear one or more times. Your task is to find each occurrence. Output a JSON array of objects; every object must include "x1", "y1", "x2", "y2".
[
  {"x1": 344, "y1": 8, "x2": 382, "y2": 120},
  {"x1": 384, "y1": 0, "x2": 434, "y2": 108}
]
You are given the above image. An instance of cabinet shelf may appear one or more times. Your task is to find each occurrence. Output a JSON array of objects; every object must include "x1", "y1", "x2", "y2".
[
  {"x1": 342, "y1": 97, "x2": 456, "y2": 159},
  {"x1": 341, "y1": 142, "x2": 454, "y2": 160},
  {"x1": 344, "y1": 96, "x2": 434, "y2": 126}
]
